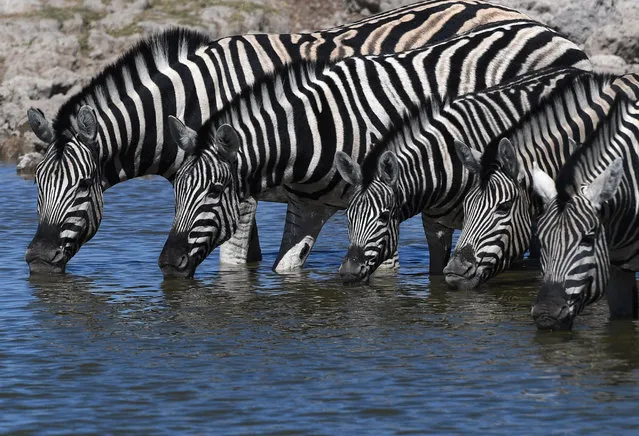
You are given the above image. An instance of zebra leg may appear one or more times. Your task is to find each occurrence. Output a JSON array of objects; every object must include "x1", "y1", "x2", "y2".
[
  {"x1": 273, "y1": 199, "x2": 337, "y2": 273},
  {"x1": 528, "y1": 222, "x2": 541, "y2": 260},
  {"x1": 219, "y1": 197, "x2": 263, "y2": 264},
  {"x1": 422, "y1": 216, "x2": 453, "y2": 275},
  {"x1": 606, "y1": 266, "x2": 639, "y2": 319}
]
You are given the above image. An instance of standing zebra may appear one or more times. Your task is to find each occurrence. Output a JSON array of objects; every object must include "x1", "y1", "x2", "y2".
[
  {"x1": 529, "y1": 87, "x2": 639, "y2": 330},
  {"x1": 159, "y1": 19, "x2": 590, "y2": 279},
  {"x1": 334, "y1": 67, "x2": 586, "y2": 283},
  {"x1": 24, "y1": 0, "x2": 546, "y2": 274},
  {"x1": 444, "y1": 73, "x2": 639, "y2": 291}
]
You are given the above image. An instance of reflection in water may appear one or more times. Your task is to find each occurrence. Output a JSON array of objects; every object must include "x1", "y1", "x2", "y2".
[
  {"x1": 534, "y1": 320, "x2": 639, "y2": 381},
  {"x1": 2, "y1": 165, "x2": 639, "y2": 433}
]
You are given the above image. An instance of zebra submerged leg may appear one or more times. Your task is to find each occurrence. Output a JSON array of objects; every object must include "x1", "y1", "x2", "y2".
[
  {"x1": 422, "y1": 216, "x2": 453, "y2": 275},
  {"x1": 219, "y1": 197, "x2": 262, "y2": 264},
  {"x1": 528, "y1": 222, "x2": 541, "y2": 260},
  {"x1": 273, "y1": 199, "x2": 337, "y2": 273},
  {"x1": 606, "y1": 267, "x2": 639, "y2": 320}
]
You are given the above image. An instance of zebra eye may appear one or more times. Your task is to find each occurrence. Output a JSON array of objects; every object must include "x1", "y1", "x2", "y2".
[
  {"x1": 580, "y1": 232, "x2": 595, "y2": 246},
  {"x1": 78, "y1": 177, "x2": 93, "y2": 189},
  {"x1": 208, "y1": 182, "x2": 225, "y2": 197},
  {"x1": 496, "y1": 200, "x2": 513, "y2": 213},
  {"x1": 379, "y1": 210, "x2": 390, "y2": 225}
]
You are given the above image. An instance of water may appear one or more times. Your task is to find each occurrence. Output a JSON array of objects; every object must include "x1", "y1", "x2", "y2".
[{"x1": 1, "y1": 163, "x2": 639, "y2": 434}]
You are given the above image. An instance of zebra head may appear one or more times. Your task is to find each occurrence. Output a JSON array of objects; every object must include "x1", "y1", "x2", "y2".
[
  {"x1": 335, "y1": 150, "x2": 400, "y2": 283},
  {"x1": 25, "y1": 106, "x2": 104, "y2": 274},
  {"x1": 444, "y1": 138, "x2": 531, "y2": 290},
  {"x1": 530, "y1": 159, "x2": 624, "y2": 330},
  {"x1": 159, "y1": 117, "x2": 242, "y2": 279}
]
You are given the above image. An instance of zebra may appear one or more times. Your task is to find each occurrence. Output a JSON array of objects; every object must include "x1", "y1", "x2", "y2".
[
  {"x1": 529, "y1": 87, "x2": 639, "y2": 330},
  {"x1": 444, "y1": 73, "x2": 639, "y2": 291},
  {"x1": 159, "y1": 19, "x2": 591, "y2": 279},
  {"x1": 24, "y1": 0, "x2": 543, "y2": 274},
  {"x1": 334, "y1": 67, "x2": 586, "y2": 282}
]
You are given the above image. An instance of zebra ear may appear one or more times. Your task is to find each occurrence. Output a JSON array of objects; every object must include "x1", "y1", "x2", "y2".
[
  {"x1": 497, "y1": 138, "x2": 523, "y2": 182},
  {"x1": 378, "y1": 151, "x2": 399, "y2": 187},
  {"x1": 77, "y1": 105, "x2": 99, "y2": 145},
  {"x1": 532, "y1": 162, "x2": 557, "y2": 206},
  {"x1": 583, "y1": 157, "x2": 624, "y2": 211},
  {"x1": 335, "y1": 151, "x2": 362, "y2": 186},
  {"x1": 454, "y1": 140, "x2": 482, "y2": 174},
  {"x1": 27, "y1": 108, "x2": 55, "y2": 144},
  {"x1": 214, "y1": 124, "x2": 241, "y2": 163},
  {"x1": 168, "y1": 115, "x2": 198, "y2": 155}
]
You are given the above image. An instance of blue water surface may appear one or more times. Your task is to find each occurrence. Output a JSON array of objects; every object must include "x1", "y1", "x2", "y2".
[{"x1": 1, "y1": 164, "x2": 638, "y2": 434}]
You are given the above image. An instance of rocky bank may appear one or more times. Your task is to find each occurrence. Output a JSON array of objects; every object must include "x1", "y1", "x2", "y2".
[{"x1": 1, "y1": 0, "x2": 637, "y2": 170}]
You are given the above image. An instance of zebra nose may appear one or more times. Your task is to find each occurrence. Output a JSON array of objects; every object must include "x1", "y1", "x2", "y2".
[
  {"x1": 443, "y1": 244, "x2": 477, "y2": 277},
  {"x1": 158, "y1": 232, "x2": 195, "y2": 278},
  {"x1": 532, "y1": 282, "x2": 573, "y2": 330},
  {"x1": 339, "y1": 246, "x2": 367, "y2": 283},
  {"x1": 25, "y1": 226, "x2": 67, "y2": 274},
  {"x1": 532, "y1": 303, "x2": 573, "y2": 330},
  {"x1": 177, "y1": 255, "x2": 188, "y2": 270},
  {"x1": 25, "y1": 245, "x2": 64, "y2": 263}
]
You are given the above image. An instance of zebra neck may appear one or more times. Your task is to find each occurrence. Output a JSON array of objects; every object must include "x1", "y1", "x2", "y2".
[
  {"x1": 384, "y1": 69, "x2": 587, "y2": 223},
  {"x1": 532, "y1": 78, "x2": 624, "y2": 179},
  {"x1": 562, "y1": 91, "x2": 639, "y2": 257}
]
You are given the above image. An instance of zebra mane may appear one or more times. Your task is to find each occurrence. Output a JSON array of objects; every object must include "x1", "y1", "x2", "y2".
[
  {"x1": 553, "y1": 88, "x2": 637, "y2": 209},
  {"x1": 358, "y1": 97, "x2": 442, "y2": 189},
  {"x1": 52, "y1": 27, "x2": 213, "y2": 135},
  {"x1": 477, "y1": 71, "x2": 618, "y2": 188}
]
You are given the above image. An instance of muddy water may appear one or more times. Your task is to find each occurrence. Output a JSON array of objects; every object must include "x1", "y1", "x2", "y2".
[{"x1": 1, "y1": 164, "x2": 638, "y2": 433}]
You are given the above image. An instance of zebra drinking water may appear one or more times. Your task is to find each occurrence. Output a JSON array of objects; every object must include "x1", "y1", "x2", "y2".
[
  {"x1": 334, "y1": 68, "x2": 586, "y2": 283},
  {"x1": 159, "y1": 19, "x2": 590, "y2": 279},
  {"x1": 529, "y1": 86, "x2": 639, "y2": 330},
  {"x1": 444, "y1": 73, "x2": 639, "y2": 291},
  {"x1": 24, "y1": 0, "x2": 546, "y2": 274}
]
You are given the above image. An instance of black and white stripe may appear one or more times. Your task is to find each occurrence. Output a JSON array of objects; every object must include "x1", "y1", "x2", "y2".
[
  {"x1": 446, "y1": 73, "x2": 639, "y2": 294},
  {"x1": 25, "y1": 0, "x2": 550, "y2": 274},
  {"x1": 160, "y1": 20, "x2": 590, "y2": 278},
  {"x1": 335, "y1": 67, "x2": 585, "y2": 283},
  {"x1": 529, "y1": 73, "x2": 639, "y2": 330}
]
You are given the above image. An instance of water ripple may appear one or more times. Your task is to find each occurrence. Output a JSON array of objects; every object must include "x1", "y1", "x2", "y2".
[{"x1": 1, "y1": 165, "x2": 639, "y2": 433}]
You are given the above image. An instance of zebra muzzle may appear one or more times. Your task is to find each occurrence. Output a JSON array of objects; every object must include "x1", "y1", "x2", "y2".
[
  {"x1": 531, "y1": 282, "x2": 574, "y2": 330},
  {"x1": 25, "y1": 225, "x2": 68, "y2": 274},
  {"x1": 158, "y1": 232, "x2": 197, "y2": 279},
  {"x1": 443, "y1": 244, "x2": 479, "y2": 289},
  {"x1": 339, "y1": 245, "x2": 368, "y2": 283}
]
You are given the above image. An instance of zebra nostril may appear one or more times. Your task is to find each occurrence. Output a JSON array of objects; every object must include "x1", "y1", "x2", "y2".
[
  {"x1": 462, "y1": 263, "x2": 474, "y2": 276},
  {"x1": 51, "y1": 247, "x2": 65, "y2": 264},
  {"x1": 177, "y1": 255, "x2": 189, "y2": 270},
  {"x1": 557, "y1": 304, "x2": 571, "y2": 321}
]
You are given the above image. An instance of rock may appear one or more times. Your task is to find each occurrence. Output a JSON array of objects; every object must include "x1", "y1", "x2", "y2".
[
  {"x1": 16, "y1": 152, "x2": 44, "y2": 174},
  {"x1": 0, "y1": 0, "x2": 638, "y2": 167},
  {"x1": 62, "y1": 13, "x2": 85, "y2": 33},
  {"x1": 346, "y1": 0, "x2": 382, "y2": 13},
  {"x1": 0, "y1": 135, "x2": 27, "y2": 161},
  {"x1": 589, "y1": 54, "x2": 639, "y2": 75},
  {"x1": 496, "y1": 0, "x2": 639, "y2": 62},
  {"x1": 590, "y1": 54, "x2": 630, "y2": 74},
  {"x1": 0, "y1": 0, "x2": 41, "y2": 15}
]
